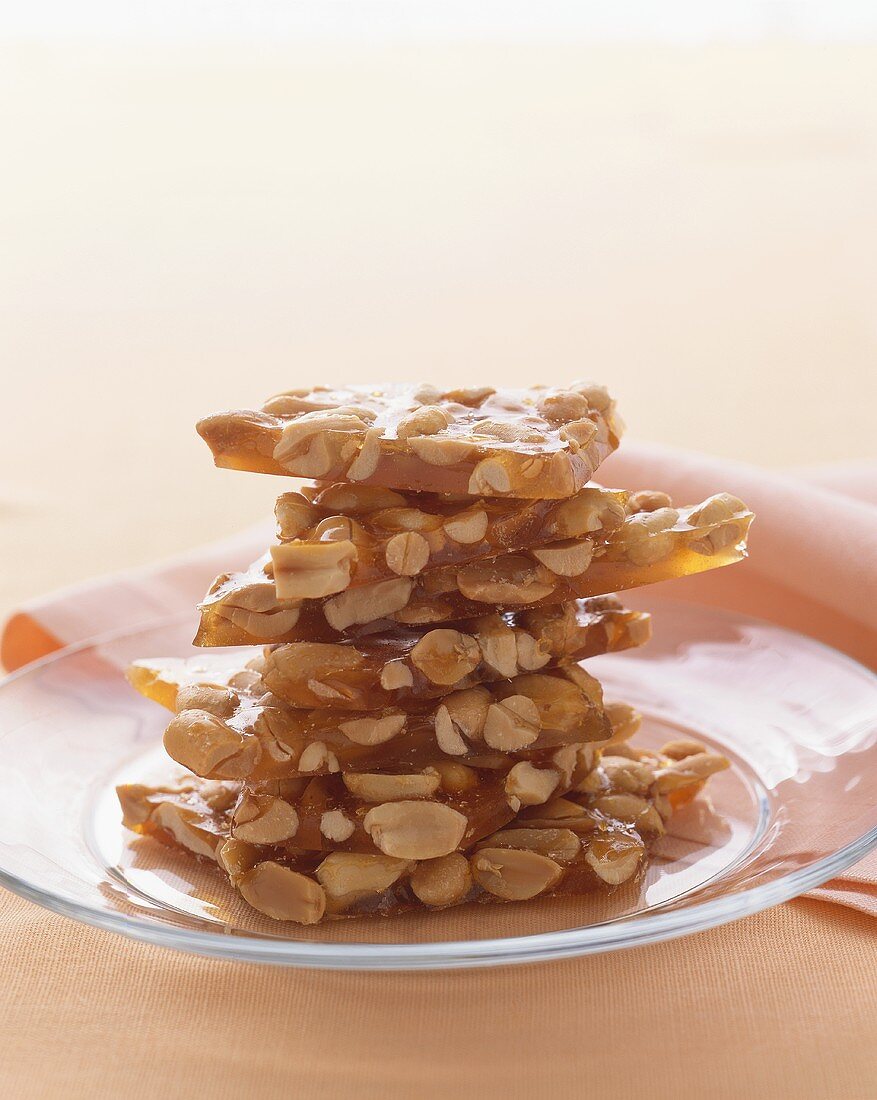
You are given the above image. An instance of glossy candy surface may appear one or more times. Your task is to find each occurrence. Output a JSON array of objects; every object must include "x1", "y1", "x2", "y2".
[
  {"x1": 132, "y1": 596, "x2": 648, "y2": 712},
  {"x1": 271, "y1": 482, "x2": 627, "y2": 599},
  {"x1": 130, "y1": 661, "x2": 613, "y2": 784},
  {"x1": 195, "y1": 494, "x2": 752, "y2": 646},
  {"x1": 117, "y1": 727, "x2": 729, "y2": 923},
  {"x1": 196, "y1": 381, "x2": 623, "y2": 498}
]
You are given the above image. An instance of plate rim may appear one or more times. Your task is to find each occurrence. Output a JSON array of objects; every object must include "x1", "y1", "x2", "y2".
[{"x1": 0, "y1": 605, "x2": 875, "y2": 971}]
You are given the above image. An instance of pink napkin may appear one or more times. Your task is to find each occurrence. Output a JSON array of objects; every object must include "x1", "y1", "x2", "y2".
[{"x1": 2, "y1": 443, "x2": 875, "y2": 912}]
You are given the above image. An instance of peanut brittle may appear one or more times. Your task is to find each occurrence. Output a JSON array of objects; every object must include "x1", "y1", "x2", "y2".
[
  {"x1": 131, "y1": 596, "x2": 648, "y2": 713},
  {"x1": 117, "y1": 727, "x2": 729, "y2": 923},
  {"x1": 271, "y1": 482, "x2": 627, "y2": 599},
  {"x1": 143, "y1": 663, "x2": 612, "y2": 784},
  {"x1": 196, "y1": 382, "x2": 623, "y2": 498},
  {"x1": 126, "y1": 746, "x2": 597, "y2": 861},
  {"x1": 120, "y1": 371, "x2": 754, "y2": 931},
  {"x1": 263, "y1": 596, "x2": 649, "y2": 709},
  {"x1": 195, "y1": 493, "x2": 752, "y2": 645},
  {"x1": 228, "y1": 758, "x2": 591, "y2": 856}
]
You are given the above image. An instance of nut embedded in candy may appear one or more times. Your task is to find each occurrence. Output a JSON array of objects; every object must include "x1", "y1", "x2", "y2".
[
  {"x1": 236, "y1": 861, "x2": 327, "y2": 924},
  {"x1": 337, "y1": 713, "x2": 407, "y2": 745},
  {"x1": 470, "y1": 847, "x2": 564, "y2": 900},
  {"x1": 231, "y1": 792, "x2": 300, "y2": 844},
  {"x1": 323, "y1": 576, "x2": 413, "y2": 632},
  {"x1": 485, "y1": 827, "x2": 581, "y2": 862},
  {"x1": 270, "y1": 540, "x2": 357, "y2": 599},
  {"x1": 482, "y1": 696, "x2": 541, "y2": 751},
  {"x1": 585, "y1": 833, "x2": 645, "y2": 886},
  {"x1": 410, "y1": 853, "x2": 473, "y2": 907},
  {"x1": 316, "y1": 852, "x2": 412, "y2": 910},
  {"x1": 342, "y1": 772, "x2": 441, "y2": 802},
  {"x1": 409, "y1": 629, "x2": 482, "y2": 685},
  {"x1": 505, "y1": 761, "x2": 560, "y2": 811},
  {"x1": 320, "y1": 809, "x2": 355, "y2": 842},
  {"x1": 363, "y1": 801, "x2": 468, "y2": 860}
]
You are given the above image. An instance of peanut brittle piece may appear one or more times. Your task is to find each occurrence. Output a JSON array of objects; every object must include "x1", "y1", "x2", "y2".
[
  {"x1": 132, "y1": 596, "x2": 647, "y2": 712},
  {"x1": 196, "y1": 382, "x2": 623, "y2": 498},
  {"x1": 140, "y1": 664, "x2": 612, "y2": 783},
  {"x1": 117, "y1": 726, "x2": 729, "y2": 923},
  {"x1": 261, "y1": 596, "x2": 649, "y2": 709},
  {"x1": 195, "y1": 493, "x2": 752, "y2": 645},
  {"x1": 271, "y1": 482, "x2": 626, "y2": 599},
  {"x1": 121, "y1": 747, "x2": 600, "y2": 861},
  {"x1": 233, "y1": 761, "x2": 578, "y2": 857}
]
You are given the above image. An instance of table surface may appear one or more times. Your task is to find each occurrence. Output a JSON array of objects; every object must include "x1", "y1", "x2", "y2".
[{"x1": 0, "y1": 37, "x2": 875, "y2": 1100}]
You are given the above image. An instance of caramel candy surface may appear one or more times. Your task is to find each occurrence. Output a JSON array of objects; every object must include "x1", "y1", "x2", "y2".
[
  {"x1": 122, "y1": 748, "x2": 596, "y2": 859},
  {"x1": 260, "y1": 597, "x2": 650, "y2": 709},
  {"x1": 195, "y1": 494, "x2": 753, "y2": 645},
  {"x1": 133, "y1": 597, "x2": 648, "y2": 712},
  {"x1": 196, "y1": 382, "x2": 623, "y2": 498},
  {"x1": 133, "y1": 662, "x2": 612, "y2": 783},
  {"x1": 271, "y1": 483, "x2": 626, "y2": 600},
  {"x1": 117, "y1": 730, "x2": 729, "y2": 923}
]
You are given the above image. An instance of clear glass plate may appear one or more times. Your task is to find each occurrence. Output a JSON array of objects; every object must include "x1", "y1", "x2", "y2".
[{"x1": 0, "y1": 598, "x2": 874, "y2": 970}]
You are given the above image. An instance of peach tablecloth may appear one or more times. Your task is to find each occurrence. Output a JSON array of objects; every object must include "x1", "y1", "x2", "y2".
[{"x1": 1, "y1": 444, "x2": 875, "y2": 1100}]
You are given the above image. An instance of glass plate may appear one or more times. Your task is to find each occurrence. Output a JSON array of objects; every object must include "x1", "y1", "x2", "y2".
[{"x1": 0, "y1": 599, "x2": 874, "y2": 970}]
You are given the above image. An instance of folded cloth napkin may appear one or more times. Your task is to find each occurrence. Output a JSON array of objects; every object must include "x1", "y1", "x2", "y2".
[{"x1": 2, "y1": 443, "x2": 875, "y2": 911}]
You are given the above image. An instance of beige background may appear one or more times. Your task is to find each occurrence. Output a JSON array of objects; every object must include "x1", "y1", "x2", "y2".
[
  {"x1": 0, "y1": 35, "x2": 876, "y2": 1100},
  {"x1": 1, "y1": 40, "x2": 876, "y2": 623}
]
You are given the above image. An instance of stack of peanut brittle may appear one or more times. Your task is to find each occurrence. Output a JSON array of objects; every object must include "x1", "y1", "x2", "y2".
[{"x1": 119, "y1": 383, "x2": 753, "y2": 924}]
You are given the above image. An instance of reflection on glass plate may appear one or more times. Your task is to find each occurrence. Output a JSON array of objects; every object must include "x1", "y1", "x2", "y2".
[{"x1": 0, "y1": 599, "x2": 874, "y2": 969}]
